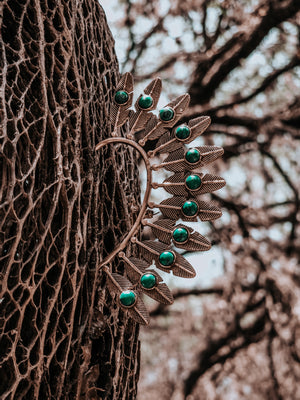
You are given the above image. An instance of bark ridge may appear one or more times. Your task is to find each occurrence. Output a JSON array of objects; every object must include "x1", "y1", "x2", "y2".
[{"x1": 0, "y1": 1, "x2": 140, "y2": 398}]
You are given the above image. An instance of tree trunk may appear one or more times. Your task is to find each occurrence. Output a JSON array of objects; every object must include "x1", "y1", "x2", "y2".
[{"x1": 0, "y1": 1, "x2": 140, "y2": 398}]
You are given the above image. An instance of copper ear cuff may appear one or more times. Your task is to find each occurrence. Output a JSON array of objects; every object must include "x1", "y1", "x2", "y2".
[{"x1": 95, "y1": 73, "x2": 225, "y2": 325}]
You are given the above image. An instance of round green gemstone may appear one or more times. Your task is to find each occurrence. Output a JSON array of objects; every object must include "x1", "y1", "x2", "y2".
[
  {"x1": 138, "y1": 95, "x2": 153, "y2": 109},
  {"x1": 185, "y1": 174, "x2": 202, "y2": 191},
  {"x1": 159, "y1": 251, "x2": 175, "y2": 267},
  {"x1": 175, "y1": 125, "x2": 190, "y2": 140},
  {"x1": 115, "y1": 90, "x2": 129, "y2": 105},
  {"x1": 185, "y1": 148, "x2": 200, "y2": 164},
  {"x1": 119, "y1": 290, "x2": 136, "y2": 307},
  {"x1": 140, "y1": 273, "x2": 156, "y2": 289},
  {"x1": 172, "y1": 227, "x2": 189, "y2": 243},
  {"x1": 182, "y1": 200, "x2": 198, "y2": 217},
  {"x1": 159, "y1": 107, "x2": 175, "y2": 122}
]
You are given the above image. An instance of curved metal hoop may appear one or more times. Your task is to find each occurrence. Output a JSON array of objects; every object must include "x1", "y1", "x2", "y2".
[{"x1": 95, "y1": 137, "x2": 152, "y2": 267}]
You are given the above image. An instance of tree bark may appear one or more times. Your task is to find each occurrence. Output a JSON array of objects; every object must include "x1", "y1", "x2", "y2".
[{"x1": 0, "y1": 1, "x2": 140, "y2": 399}]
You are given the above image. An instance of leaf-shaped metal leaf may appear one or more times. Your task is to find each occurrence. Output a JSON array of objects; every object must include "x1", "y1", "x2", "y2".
[
  {"x1": 151, "y1": 197, "x2": 222, "y2": 221},
  {"x1": 135, "y1": 239, "x2": 196, "y2": 278},
  {"x1": 187, "y1": 115, "x2": 211, "y2": 138},
  {"x1": 105, "y1": 268, "x2": 150, "y2": 325},
  {"x1": 138, "y1": 94, "x2": 190, "y2": 146},
  {"x1": 145, "y1": 219, "x2": 211, "y2": 251},
  {"x1": 153, "y1": 116, "x2": 211, "y2": 156},
  {"x1": 194, "y1": 200, "x2": 222, "y2": 221},
  {"x1": 185, "y1": 230, "x2": 211, "y2": 251},
  {"x1": 110, "y1": 72, "x2": 134, "y2": 128},
  {"x1": 120, "y1": 254, "x2": 173, "y2": 304},
  {"x1": 156, "y1": 172, "x2": 226, "y2": 195},
  {"x1": 153, "y1": 145, "x2": 224, "y2": 172},
  {"x1": 128, "y1": 78, "x2": 162, "y2": 134},
  {"x1": 145, "y1": 219, "x2": 174, "y2": 244},
  {"x1": 138, "y1": 114, "x2": 166, "y2": 146},
  {"x1": 151, "y1": 197, "x2": 184, "y2": 220}
]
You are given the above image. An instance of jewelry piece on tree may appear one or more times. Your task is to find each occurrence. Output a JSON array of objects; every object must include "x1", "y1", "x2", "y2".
[{"x1": 95, "y1": 73, "x2": 226, "y2": 325}]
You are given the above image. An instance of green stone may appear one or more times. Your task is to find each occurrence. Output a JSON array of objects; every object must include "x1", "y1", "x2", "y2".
[
  {"x1": 138, "y1": 95, "x2": 153, "y2": 109},
  {"x1": 115, "y1": 90, "x2": 129, "y2": 105},
  {"x1": 172, "y1": 227, "x2": 189, "y2": 243},
  {"x1": 119, "y1": 290, "x2": 136, "y2": 307},
  {"x1": 182, "y1": 200, "x2": 198, "y2": 217},
  {"x1": 159, "y1": 107, "x2": 175, "y2": 122},
  {"x1": 185, "y1": 148, "x2": 200, "y2": 164},
  {"x1": 185, "y1": 174, "x2": 202, "y2": 190},
  {"x1": 175, "y1": 125, "x2": 190, "y2": 140},
  {"x1": 140, "y1": 273, "x2": 156, "y2": 289},
  {"x1": 159, "y1": 251, "x2": 175, "y2": 267}
]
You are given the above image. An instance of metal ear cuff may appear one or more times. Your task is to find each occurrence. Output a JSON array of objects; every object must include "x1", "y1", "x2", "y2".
[{"x1": 95, "y1": 73, "x2": 225, "y2": 325}]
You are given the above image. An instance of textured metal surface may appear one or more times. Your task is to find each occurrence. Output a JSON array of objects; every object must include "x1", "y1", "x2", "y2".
[
  {"x1": 157, "y1": 172, "x2": 226, "y2": 195},
  {"x1": 129, "y1": 78, "x2": 162, "y2": 134},
  {"x1": 138, "y1": 93, "x2": 190, "y2": 145},
  {"x1": 145, "y1": 219, "x2": 211, "y2": 251},
  {"x1": 145, "y1": 219, "x2": 174, "y2": 244},
  {"x1": 98, "y1": 72, "x2": 226, "y2": 326},
  {"x1": 154, "y1": 115, "x2": 211, "y2": 155},
  {"x1": 120, "y1": 254, "x2": 174, "y2": 304},
  {"x1": 105, "y1": 269, "x2": 150, "y2": 325},
  {"x1": 136, "y1": 240, "x2": 196, "y2": 278},
  {"x1": 151, "y1": 197, "x2": 222, "y2": 221},
  {"x1": 182, "y1": 229, "x2": 211, "y2": 251},
  {"x1": 153, "y1": 146, "x2": 224, "y2": 172},
  {"x1": 110, "y1": 72, "x2": 134, "y2": 128}
]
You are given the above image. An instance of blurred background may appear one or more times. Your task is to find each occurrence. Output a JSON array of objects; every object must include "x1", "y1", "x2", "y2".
[{"x1": 102, "y1": 1, "x2": 300, "y2": 399}]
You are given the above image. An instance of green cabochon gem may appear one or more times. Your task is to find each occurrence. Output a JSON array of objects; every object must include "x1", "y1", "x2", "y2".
[
  {"x1": 140, "y1": 273, "x2": 156, "y2": 289},
  {"x1": 138, "y1": 95, "x2": 153, "y2": 109},
  {"x1": 182, "y1": 200, "x2": 198, "y2": 217},
  {"x1": 119, "y1": 290, "x2": 136, "y2": 307},
  {"x1": 185, "y1": 148, "x2": 200, "y2": 163},
  {"x1": 159, "y1": 251, "x2": 175, "y2": 267},
  {"x1": 172, "y1": 227, "x2": 189, "y2": 243},
  {"x1": 175, "y1": 125, "x2": 190, "y2": 140},
  {"x1": 159, "y1": 107, "x2": 175, "y2": 122},
  {"x1": 185, "y1": 174, "x2": 202, "y2": 190},
  {"x1": 115, "y1": 90, "x2": 129, "y2": 105}
]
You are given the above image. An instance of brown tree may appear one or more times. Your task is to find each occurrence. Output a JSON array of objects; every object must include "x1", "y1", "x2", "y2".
[{"x1": 0, "y1": 1, "x2": 140, "y2": 399}]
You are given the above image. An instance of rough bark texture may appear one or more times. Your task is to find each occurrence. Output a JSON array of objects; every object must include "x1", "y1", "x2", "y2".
[{"x1": 0, "y1": 1, "x2": 140, "y2": 399}]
